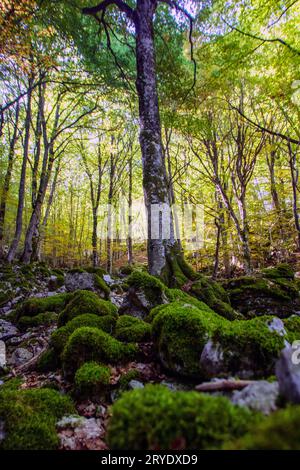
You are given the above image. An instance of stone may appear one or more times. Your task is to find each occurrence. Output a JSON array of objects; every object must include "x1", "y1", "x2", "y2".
[
  {"x1": 103, "y1": 274, "x2": 114, "y2": 285},
  {"x1": 276, "y1": 346, "x2": 300, "y2": 404},
  {"x1": 199, "y1": 340, "x2": 224, "y2": 377},
  {"x1": 65, "y1": 272, "x2": 107, "y2": 298},
  {"x1": 128, "y1": 380, "x2": 144, "y2": 390},
  {"x1": 0, "y1": 319, "x2": 19, "y2": 340},
  {"x1": 57, "y1": 415, "x2": 106, "y2": 450},
  {"x1": 267, "y1": 317, "x2": 287, "y2": 337},
  {"x1": 231, "y1": 380, "x2": 279, "y2": 415},
  {"x1": 8, "y1": 347, "x2": 33, "y2": 366}
]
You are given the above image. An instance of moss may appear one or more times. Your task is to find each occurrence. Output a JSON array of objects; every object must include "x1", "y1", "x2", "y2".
[
  {"x1": 36, "y1": 348, "x2": 60, "y2": 372},
  {"x1": 107, "y1": 385, "x2": 260, "y2": 450},
  {"x1": 127, "y1": 271, "x2": 167, "y2": 306},
  {"x1": 115, "y1": 315, "x2": 151, "y2": 342},
  {"x1": 152, "y1": 302, "x2": 221, "y2": 377},
  {"x1": 225, "y1": 276, "x2": 292, "y2": 302},
  {"x1": 57, "y1": 290, "x2": 117, "y2": 327},
  {"x1": 0, "y1": 377, "x2": 23, "y2": 390},
  {"x1": 261, "y1": 263, "x2": 294, "y2": 280},
  {"x1": 226, "y1": 406, "x2": 300, "y2": 450},
  {"x1": 190, "y1": 275, "x2": 238, "y2": 320},
  {"x1": 94, "y1": 274, "x2": 110, "y2": 297},
  {"x1": 119, "y1": 264, "x2": 134, "y2": 275},
  {"x1": 68, "y1": 267, "x2": 85, "y2": 274},
  {"x1": 74, "y1": 361, "x2": 110, "y2": 398},
  {"x1": 18, "y1": 312, "x2": 58, "y2": 329},
  {"x1": 51, "y1": 268, "x2": 64, "y2": 276},
  {"x1": 152, "y1": 303, "x2": 284, "y2": 379},
  {"x1": 49, "y1": 274, "x2": 64, "y2": 290},
  {"x1": 84, "y1": 266, "x2": 107, "y2": 276},
  {"x1": 0, "y1": 388, "x2": 75, "y2": 450},
  {"x1": 212, "y1": 316, "x2": 285, "y2": 377},
  {"x1": 62, "y1": 327, "x2": 137, "y2": 376},
  {"x1": 0, "y1": 289, "x2": 13, "y2": 307},
  {"x1": 118, "y1": 369, "x2": 141, "y2": 390},
  {"x1": 284, "y1": 315, "x2": 300, "y2": 343},
  {"x1": 19, "y1": 264, "x2": 33, "y2": 277},
  {"x1": 50, "y1": 326, "x2": 70, "y2": 354},
  {"x1": 14, "y1": 293, "x2": 71, "y2": 321},
  {"x1": 50, "y1": 313, "x2": 117, "y2": 355}
]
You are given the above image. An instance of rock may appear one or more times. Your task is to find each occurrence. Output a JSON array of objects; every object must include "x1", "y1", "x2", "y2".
[
  {"x1": 65, "y1": 272, "x2": 108, "y2": 298},
  {"x1": 0, "y1": 319, "x2": 19, "y2": 340},
  {"x1": 103, "y1": 274, "x2": 114, "y2": 285},
  {"x1": 276, "y1": 346, "x2": 300, "y2": 404},
  {"x1": 231, "y1": 380, "x2": 279, "y2": 415},
  {"x1": 199, "y1": 340, "x2": 224, "y2": 377},
  {"x1": 0, "y1": 420, "x2": 6, "y2": 443},
  {"x1": 128, "y1": 380, "x2": 144, "y2": 390},
  {"x1": 8, "y1": 347, "x2": 33, "y2": 366},
  {"x1": 0, "y1": 341, "x2": 6, "y2": 368},
  {"x1": 57, "y1": 415, "x2": 106, "y2": 450},
  {"x1": 267, "y1": 317, "x2": 287, "y2": 336}
]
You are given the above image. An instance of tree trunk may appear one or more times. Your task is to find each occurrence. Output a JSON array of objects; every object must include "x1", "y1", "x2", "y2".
[
  {"x1": 288, "y1": 143, "x2": 300, "y2": 250},
  {"x1": 92, "y1": 206, "x2": 98, "y2": 267},
  {"x1": 7, "y1": 76, "x2": 33, "y2": 263},
  {"x1": 106, "y1": 151, "x2": 114, "y2": 274},
  {"x1": 0, "y1": 102, "x2": 20, "y2": 258},
  {"x1": 127, "y1": 154, "x2": 133, "y2": 265},
  {"x1": 135, "y1": 0, "x2": 186, "y2": 282}
]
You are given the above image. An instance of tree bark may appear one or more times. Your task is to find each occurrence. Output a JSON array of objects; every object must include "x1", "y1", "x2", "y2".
[
  {"x1": 0, "y1": 102, "x2": 20, "y2": 258},
  {"x1": 7, "y1": 76, "x2": 33, "y2": 263}
]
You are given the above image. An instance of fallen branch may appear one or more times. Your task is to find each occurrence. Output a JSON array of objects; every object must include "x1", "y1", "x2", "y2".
[{"x1": 195, "y1": 379, "x2": 254, "y2": 392}]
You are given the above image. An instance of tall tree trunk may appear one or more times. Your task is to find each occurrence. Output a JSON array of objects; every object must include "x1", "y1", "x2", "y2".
[
  {"x1": 92, "y1": 206, "x2": 99, "y2": 267},
  {"x1": 0, "y1": 102, "x2": 20, "y2": 258},
  {"x1": 288, "y1": 143, "x2": 300, "y2": 250},
  {"x1": 127, "y1": 154, "x2": 133, "y2": 265},
  {"x1": 7, "y1": 76, "x2": 33, "y2": 263},
  {"x1": 135, "y1": 0, "x2": 186, "y2": 282},
  {"x1": 106, "y1": 151, "x2": 114, "y2": 274}
]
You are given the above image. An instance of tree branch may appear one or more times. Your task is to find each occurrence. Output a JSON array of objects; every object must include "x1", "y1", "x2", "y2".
[{"x1": 82, "y1": 0, "x2": 137, "y2": 23}]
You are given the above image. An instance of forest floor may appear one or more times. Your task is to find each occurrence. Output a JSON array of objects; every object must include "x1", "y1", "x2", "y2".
[{"x1": 1, "y1": 261, "x2": 300, "y2": 450}]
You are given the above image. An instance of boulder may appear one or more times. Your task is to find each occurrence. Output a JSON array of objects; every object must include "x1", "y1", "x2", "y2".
[
  {"x1": 8, "y1": 347, "x2": 33, "y2": 366},
  {"x1": 231, "y1": 380, "x2": 279, "y2": 415},
  {"x1": 276, "y1": 346, "x2": 300, "y2": 404},
  {"x1": 65, "y1": 272, "x2": 109, "y2": 299}
]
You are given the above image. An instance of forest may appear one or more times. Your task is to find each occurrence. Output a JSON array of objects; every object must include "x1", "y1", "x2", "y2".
[{"x1": 0, "y1": 0, "x2": 300, "y2": 454}]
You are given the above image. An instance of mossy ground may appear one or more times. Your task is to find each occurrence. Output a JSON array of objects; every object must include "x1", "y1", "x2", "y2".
[
  {"x1": 107, "y1": 384, "x2": 260, "y2": 450},
  {"x1": 0, "y1": 388, "x2": 75, "y2": 450}
]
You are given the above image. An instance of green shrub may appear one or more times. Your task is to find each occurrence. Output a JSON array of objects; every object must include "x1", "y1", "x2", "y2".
[
  {"x1": 115, "y1": 315, "x2": 151, "y2": 342},
  {"x1": 57, "y1": 290, "x2": 117, "y2": 326},
  {"x1": 226, "y1": 406, "x2": 300, "y2": 449},
  {"x1": 14, "y1": 293, "x2": 70, "y2": 321},
  {"x1": 74, "y1": 361, "x2": 110, "y2": 397},
  {"x1": 62, "y1": 327, "x2": 137, "y2": 376},
  {"x1": 18, "y1": 312, "x2": 58, "y2": 329},
  {"x1": 0, "y1": 388, "x2": 75, "y2": 450},
  {"x1": 107, "y1": 385, "x2": 260, "y2": 450}
]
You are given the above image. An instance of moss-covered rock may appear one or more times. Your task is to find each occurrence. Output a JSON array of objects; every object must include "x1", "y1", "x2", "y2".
[
  {"x1": 18, "y1": 312, "x2": 58, "y2": 329},
  {"x1": 14, "y1": 293, "x2": 70, "y2": 322},
  {"x1": 115, "y1": 315, "x2": 151, "y2": 342},
  {"x1": 120, "y1": 271, "x2": 168, "y2": 318},
  {"x1": 226, "y1": 405, "x2": 300, "y2": 449},
  {"x1": 65, "y1": 270, "x2": 110, "y2": 299},
  {"x1": 57, "y1": 290, "x2": 117, "y2": 327},
  {"x1": 107, "y1": 385, "x2": 260, "y2": 450},
  {"x1": 152, "y1": 302, "x2": 285, "y2": 379},
  {"x1": 62, "y1": 327, "x2": 137, "y2": 376},
  {"x1": 50, "y1": 313, "x2": 117, "y2": 355},
  {"x1": 0, "y1": 388, "x2": 75, "y2": 450},
  {"x1": 152, "y1": 302, "x2": 220, "y2": 378},
  {"x1": 284, "y1": 315, "x2": 300, "y2": 343},
  {"x1": 36, "y1": 348, "x2": 60, "y2": 372},
  {"x1": 74, "y1": 361, "x2": 110, "y2": 398},
  {"x1": 224, "y1": 265, "x2": 300, "y2": 318},
  {"x1": 189, "y1": 275, "x2": 238, "y2": 320}
]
